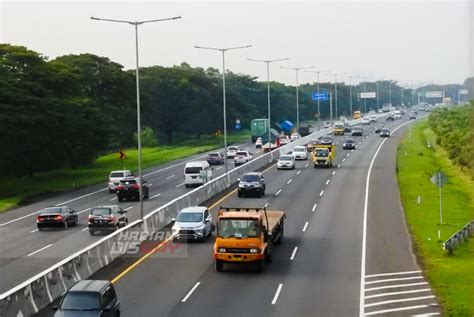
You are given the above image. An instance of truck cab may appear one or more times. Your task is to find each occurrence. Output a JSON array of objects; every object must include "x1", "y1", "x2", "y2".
[
  {"x1": 214, "y1": 207, "x2": 285, "y2": 272},
  {"x1": 312, "y1": 144, "x2": 335, "y2": 168},
  {"x1": 333, "y1": 122, "x2": 345, "y2": 135}
]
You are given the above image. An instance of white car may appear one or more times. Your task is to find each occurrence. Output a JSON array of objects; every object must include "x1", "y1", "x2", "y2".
[
  {"x1": 362, "y1": 118, "x2": 370, "y2": 125},
  {"x1": 369, "y1": 115, "x2": 377, "y2": 123},
  {"x1": 172, "y1": 206, "x2": 212, "y2": 242},
  {"x1": 234, "y1": 151, "x2": 253, "y2": 166},
  {"x1": 377, "y1": 109, "x2": 383, "y2": 113},
  {"x1": 323, "y1": 121, "x2": 332, "y2": 128},
  {"x1": 292, "y1": 146, "x2": 307, "y2": 160},
  {"x1": 277, "y1": 155, "x2": 296, "y2": 170},
  {"x1": 290, "y1": 133, "x2": 300, "y2": 141},
  {"x1": 279, "y1": 135, "x2": 290, "y2": 146},
  {"x1": 226, "y1": 146, "x2": 240, "y2": 159},
  {"x1": 393, "y1": 110, "x2": 402, "y2": 119},
  {"x1": 255, "y1": 137, "x2": 262, "y2": 148},
  {"x1": 184, "y1": 161, "x2": 212, "y2": 188},
  {"x1": 108, "y1": 170, "x2": 133, "y2": 193}
]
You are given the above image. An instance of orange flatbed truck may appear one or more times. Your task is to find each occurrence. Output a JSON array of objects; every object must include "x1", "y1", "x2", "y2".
[{"x1": 214, "y1": 207, "x2": 286, "y2": 272}]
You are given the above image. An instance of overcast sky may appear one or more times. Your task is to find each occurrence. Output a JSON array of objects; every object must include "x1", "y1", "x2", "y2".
[{"x1": 1, "y1": 0, "x2": 472, "y2": 87}]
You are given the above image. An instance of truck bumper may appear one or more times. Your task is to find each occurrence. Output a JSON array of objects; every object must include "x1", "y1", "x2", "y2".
[{"x1": 214, "y1": 252, "x2": 263, "y2": 262}]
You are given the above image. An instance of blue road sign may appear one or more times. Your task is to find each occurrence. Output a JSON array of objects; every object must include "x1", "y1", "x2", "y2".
[{"x1": 312, "y1": 92, "x2": 329, "y2": 101}]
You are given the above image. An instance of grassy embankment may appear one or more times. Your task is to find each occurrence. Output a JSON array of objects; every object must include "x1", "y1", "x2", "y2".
[
  {"x1": 0, "y1": 131, "x2": 250, "y2": 213},
  {"x1": 397, "y1": 121, "x2": 474, "y2": 316}
]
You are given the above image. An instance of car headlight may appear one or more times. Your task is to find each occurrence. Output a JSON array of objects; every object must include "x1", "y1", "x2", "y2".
[
  {"x1": 195, "y1": 229, "x2": 203, "y2": 236},
  {"x1": 218, "y1": 247, "x2": 226, "y2": 253},
  {"x1": 239, "y1": 183, "x2": 245, "y2": 188},
  {"x1": 249, "y1": 248, "x2": 260, "y2": 254}
]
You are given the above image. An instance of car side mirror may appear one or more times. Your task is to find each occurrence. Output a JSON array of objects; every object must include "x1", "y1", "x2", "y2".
[
  {"x1": 205, "y1": 219, "x2": 209, "y2": 223},
  {"x1": 237, "y1": 178, "x2": 240, "y2": 182},
  {"x1": 170, "y1": 218, "x2": 176, "y2": 224},
  {"x1": 103, "y1": 308, "x2": 111, "y2": 312},
  {"x1": 69, "y1": 210, "x2": 75, "y2": 214},
  {"x1": 52, "y1": 305, "x2": 59, "y2": 311}
]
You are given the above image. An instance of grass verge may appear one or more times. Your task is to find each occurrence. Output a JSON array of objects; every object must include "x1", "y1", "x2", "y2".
[
  {"x1": 0, "y1": 131, "x2": 250, "y2": 213},
  {"x1": 397, "y1": 120, "x2": 474, "y2": 316}
]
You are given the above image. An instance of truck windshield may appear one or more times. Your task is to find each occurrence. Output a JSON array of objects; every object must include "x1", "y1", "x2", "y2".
[
  {"x1": 315, "y1": 150, "x2": 329, "y2": 157},
  {"x1": 218, "y1": 219, "x2": 258, "y2": 238}
]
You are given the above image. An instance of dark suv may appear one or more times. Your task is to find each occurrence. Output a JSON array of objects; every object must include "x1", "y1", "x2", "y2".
[
  {"x1": 238, "y1": 172, "x2": 266, "y2": 197},
  {"x1": 116, "y1": 177, "x2": 149, "y2": 202},
  {"x1": 88, "y1": 206, "x2": 128, "y2": 235},
  {"x1": 53, "y1": 280, "x2": 120, "y2": 316}
]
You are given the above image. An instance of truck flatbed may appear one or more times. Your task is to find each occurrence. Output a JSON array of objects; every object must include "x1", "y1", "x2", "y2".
[{"x1": 219, "y1": 209, "x2": 285, "y2": 234}]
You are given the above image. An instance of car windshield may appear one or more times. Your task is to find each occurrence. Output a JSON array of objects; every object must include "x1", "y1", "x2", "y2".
[
  {"x1": 91, "y1": 208, "x2": 111, "y2": 216},
  {"x1": 345, "y1": 140, "x2": 354, "y2": 144},
  {"x1": 242, "y1": 174, "x2": 260, "y2": 182},
  {"x1": 110, "y1": 172, "x2": 124, "y2": 178},
  {"x1": 218, "y1": 219, "x2": 258, "y2": 238},
  {"x1": 177, "y1": 212, "x2": 203, "y2": 222},
  {"x1": 185, "y1": 166, "x2": 202, "y2": 174},
  {"x1": 40, "y1": 207, "x2": 62, "y2": 215},
  {"x1": 294, "y1": 147, "x2": 305, "y2": 152},
  {"x1": 315, "y1": 150, "x2": 329, "y2": 157},
  {"x1": 61, "y1": 291, "x2": 101, "y2": 310},
  {"x1": 209, "y1": 153, "x2": 220, "y2": 158},
  {"x1": 228, "y1": 147, "x2": 237, "y2": 151},
  {"x1": 279, "y1": 156, "x2": 292, "y2": 161},
  {"x1": 236, "y1": 152, "x2": 247, "y2": 156}
]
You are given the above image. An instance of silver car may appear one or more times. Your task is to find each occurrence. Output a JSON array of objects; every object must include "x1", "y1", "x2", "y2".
[
  {"x1": 277, "y1": 155, "x2": 296, "y2": 169},
  {"x1": 172, "y1": 206, "x2": 212, "y2": 242}
]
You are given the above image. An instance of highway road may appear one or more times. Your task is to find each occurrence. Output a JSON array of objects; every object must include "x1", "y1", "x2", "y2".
[
  {"x1": 37, "y1": 115, "x2": 440, "y2": 316},
  {"x1": 0, "y1": 140, "x2": 262, "y2": 293}
]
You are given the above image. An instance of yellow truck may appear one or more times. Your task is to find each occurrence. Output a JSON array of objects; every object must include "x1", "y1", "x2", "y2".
[
  {"x1": 312, "y1": 144, "x2": 335, "y2": 168},
  {"x1": 353, "y1": 111, "x2": 362, "y2": 119},
  {"x1": 214, "y1": 206, "x2": 286, "y2": 272},
  {"x1": 333, "y1": 122, "x2": 345, "y2": 136}
]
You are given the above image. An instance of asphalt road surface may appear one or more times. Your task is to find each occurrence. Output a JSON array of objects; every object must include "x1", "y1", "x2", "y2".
[
  {"x1": 0, "y1": 141, "x2": 261, "y2": 293},
  {"x1": 36, "y1": 115, "x2": 439, "y2": 316}
]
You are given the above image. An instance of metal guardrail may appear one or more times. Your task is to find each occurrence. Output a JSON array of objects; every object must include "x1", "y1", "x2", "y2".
[
  {"x1": 0, "y1": 114, "x2": 383, "y2": 316},
  {"x1": 443, "y1": 220, "x2": 474, "y2": 254}
]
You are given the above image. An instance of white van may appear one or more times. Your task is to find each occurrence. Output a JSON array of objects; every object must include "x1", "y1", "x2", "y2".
[{"x1": 184, "y1": 161, "x2": 213, "y2": 188}]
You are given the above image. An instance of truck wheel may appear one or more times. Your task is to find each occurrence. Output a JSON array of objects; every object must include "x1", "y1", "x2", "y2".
[
  {"x1": 256, "y1": 258, "x2": 265, "y2": 272},
  {"x1": 314, "y1": 164, "x2": 317, "y2": 168},
  {"x1": 238, "y1": 192, "x2": 242, "y2": 197},
  {"x1": 266, "y1": 250, "x2": 272, "y2": 263},
  {"x1": 215, "y1": 260, "x2": 224, "y2": 272},
  {"x1": 275, "y1": 225, "x2": 284, "y2": 245}
]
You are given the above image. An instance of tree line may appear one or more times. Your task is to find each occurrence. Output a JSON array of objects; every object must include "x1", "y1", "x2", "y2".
[
  {"x1": 0, "y1": 43, "x2": 471, "y2": 177},
  {"x1": 428, "y1": 102, "x2": 474, "y2": 177}
]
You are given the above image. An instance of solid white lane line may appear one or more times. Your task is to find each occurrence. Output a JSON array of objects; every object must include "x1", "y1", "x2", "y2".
[
  {"x1": 77, "y1": 208, "x2": 91, "y2": 215},
  {"x1": 0, "y1": 210, "x2": 43, "y2": 227},
  {"x1": 290, "y1": 247, "x2": 298, "y2": 260},
  {"x1": 337, "y1": 164, "x2": 341, "y2": 168},
  {"x1": 296, "y1": 170, "x2": 301, "y2": 175},
  {"x1": 366, "y1": 270, "x2": 421, "y2": 278},
  {"x1": 364, "y1": 304, "x2": 438, "y2": 316},
  {"x1": 275, "y1": 189, "x2": 282, "y2": 196},
  {"x1": 109, "y1": 197, "x2": 117, "y2": 201},
  {"x1": 326, "y1": 179, "x2": 330, "y2": 185},
  {"x1": 81, "y1": 227, "x2": 89, "y2": 232},
  {"x1": 264, "y1": 202, "x2": 269, "y2": 208},
  {"x1": 305, "y1": 163, "x2": 309, "y2": 168},
  {"x1": 312, "y1": 203, "x2": 317, "y2": 212},
  {"x1": 149, "y1": 193, "x2": 161, "y2": 199},
  {"x1": 319, "y1": 190, "x2": 324, "y2": 197},
  {"x1": 176, "y1": 183, "x2": 185, "y2": 188},
  {"x1": 30, "y1": 229, "x2": 39, "y2": 233},
  {"x1": 302, "y1": 222, "x2": 309, "y2": 232},
  {"x1": 332, "y1": 171, "x2": 336, "y2": 175},
  {"x1": 55, "y1": 188, "x2": 109, "y2": 207},
  {"x1": 181, "y1": 282, "x2": 201, "y2": 303},
  {"x1": 365, "y1": 282, "x2": 428, "y2": 292},
  {"x1": 287, "y1": 179, "x2": 293, "y2": 185},
  {"x1": 216, "y1": 167, "x2": 223, "y2": 170},
  {"x1": 364, "y1": 288, "x2": 431, "y2": 299},
  {"x1": 27, "y1": 244, "x2": 53, "y2": 257},
  {"x1": 364, "y1": 295, "x2": 435, "y2": 308},
  {"x1": 365, "y1": 276, "x2": 424, "y2": 285},
  {"x1": 124, "y1": 206, "x2": 134, "y2": 211},
  {"x1": 166, "y1": 175, "x2": 175, "y2": 180},
  {"x1": 412, "y1": 312, "x2": 441, "y2": 316},
  {"x1": 143, "y1": 154, "x2": 208, "y2": 177},
  {"x1": 271, "y1": 284, "x2": 283, "y2": 305}
]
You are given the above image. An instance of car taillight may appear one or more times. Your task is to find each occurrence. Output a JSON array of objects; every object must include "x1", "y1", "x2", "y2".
[
  {"x1": 116, "y1": 185, "x2": 124, "y2": 191},
  {"x1": 37, "y1": 216, "x2": 44, "y2": 222},
  {"x1": 54, "y1": 215, "x2": 63, "y2": 221},
  {"x1": 131, "y1": 184, "x2": 139, "y2": 189}
]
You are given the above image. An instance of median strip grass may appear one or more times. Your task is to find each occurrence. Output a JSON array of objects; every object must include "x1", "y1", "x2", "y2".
[
  {"x1": 397, "y1": 120, "x2": 474, "y2": 316},
  {"x1": 0, "y1": 131, "x2": 249, "y2": 213}
]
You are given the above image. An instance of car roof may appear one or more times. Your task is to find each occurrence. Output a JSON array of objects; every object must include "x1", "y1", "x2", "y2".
[
  {"x1": 185, "y1": 161, "x2": 208, "y2": 166},
  {"x1": 110, "y1": 170, "x2": 130, "y2": 173},
  {"x1": 91, "y1": 206, "x2": 116, "y2": 209},
  {"x1": 294, "y1": 146, "x2": 305, "y2": 149},
  {"x1": 69, "y1": 280, "x2": 110, "y2": 293},
  {"x1": 179, "y1": 206, "x2": 207, "y2": 214},
  {"x1": 244, "y1": 172, "x2": 262, "y2": 176}
]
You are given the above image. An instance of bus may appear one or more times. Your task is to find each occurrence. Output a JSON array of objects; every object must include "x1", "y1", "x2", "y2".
[{"x1": 353, "y1": 111, "x2": 362, "y2": 119}]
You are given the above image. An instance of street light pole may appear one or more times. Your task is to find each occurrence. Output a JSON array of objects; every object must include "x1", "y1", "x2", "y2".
[
  {"x1": 91, "y1": 15, "x2": 181, "y2": 221},
  {"x1": 363, "y1": 77, "x2": 367, "y2": 113},
  {"x1": 327, "y1": 72, "x2": 347, "y2": 119},
  {"x1": 376, "y1": 81, "x2": 379, "y2": 110},
  {"x1": 195, "y1": 45, "x2": 252, "y2": 175},
  {"x1": 389, "y1": 80, "x2": 392, "y2": 104},
  {"x1": 248, "y1": 57, "x2": 289, "y2": 159},
  {"x1": 281, "y1": 66, "x2": 314, "y2": 134},
  {"x1": 304, "y1": 69, "x2": 331, "y2": 131}
]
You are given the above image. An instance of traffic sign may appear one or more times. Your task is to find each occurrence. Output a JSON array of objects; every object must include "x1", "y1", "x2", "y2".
[
  {"x1": 118, "y1": 150, "x2": 125, "y2": 160},
  {"x1": 235, "y1": 123, "x2": 241, "y2": 130},
  {"x1": 431, "y1": 171, "x2": 448, "y2": 187},
  {"x1": 236, "y1": 119, "x2": 241, "y2": 124},
  {"x1": 312, "y1": 92, "x2": 329, "y2": 101}
]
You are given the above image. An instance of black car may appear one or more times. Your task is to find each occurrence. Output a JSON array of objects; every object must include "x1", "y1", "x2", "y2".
[
  {"x1": 374, "y1": 125, "x2": 383, "y2": 133},
  {"x1": 207, "y1": 152, "x2": 224, "y2": 165},
  {"x1": 351, "y1": 126, "x2": 363, "y2": 136},
  {"x1": 238, "y1": 172, "x2": 265, "y2": 197},
  {"x1": 342, "y1": 139, "x2": 356, "y2": 150},
  {"x1": 88, "y1": 206, "x2": 128, "y2": 235},
  {"x1": 53, "y1": 280, "x2": 120, "y2": 317},
  {"x1": 116, "y1": 177, "x2": 149, "y2": 202},
  {"x1": 380, "y1": 128, "x2": 391, "y2": 138},
  {"x1": 37, "y1": 206, "x2": 78, "y2": 230}
]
